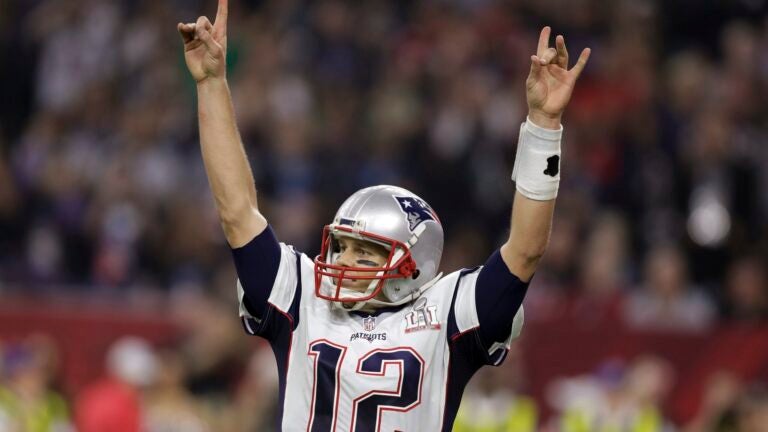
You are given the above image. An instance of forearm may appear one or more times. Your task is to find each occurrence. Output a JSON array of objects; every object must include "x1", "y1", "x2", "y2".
[
  {"x1": 197, "y1": 78, "x2": 267, "y2": 247},
  {"x1": 500, "y1": 115, "x2": 561, "y2": 281},
  {"x1": 500, "y1": 192, "x2": 555, "y2": 281}
]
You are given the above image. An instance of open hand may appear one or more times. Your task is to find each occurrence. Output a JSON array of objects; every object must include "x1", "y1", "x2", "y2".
[
  {"x1": 177, "y1": 0, "x2": 228, "y2": 83},
  {"x1": 526, "y1": 27, "x2": 591, "y2": 127}
]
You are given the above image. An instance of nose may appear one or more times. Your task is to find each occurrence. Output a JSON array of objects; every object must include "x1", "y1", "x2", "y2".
[{"x1": 335, "y1": 248, "x2": 355, "y2": 267}]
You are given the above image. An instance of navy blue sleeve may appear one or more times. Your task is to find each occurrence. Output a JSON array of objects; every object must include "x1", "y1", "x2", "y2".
[
  {"x1": 474, "y1": 250, "x2": 529, "y2": 350},
  {"x1": 230, "y1": 225, "x2": 281, "y2": 321}
]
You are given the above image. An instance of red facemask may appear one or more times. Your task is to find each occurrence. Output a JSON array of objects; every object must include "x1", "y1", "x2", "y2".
[{"x1": 313, "y1": 225, "x2": 417, "y2": 303}]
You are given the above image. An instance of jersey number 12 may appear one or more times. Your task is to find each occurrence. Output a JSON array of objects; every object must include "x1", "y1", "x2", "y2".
[{"x1": 307, "y1": 340, "x2": 424, "y2": 432}]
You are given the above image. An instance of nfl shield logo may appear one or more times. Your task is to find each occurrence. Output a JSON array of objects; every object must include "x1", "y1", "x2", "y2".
[{"x1": 363, "y1": 316, "x2": 376, "y2": 332}]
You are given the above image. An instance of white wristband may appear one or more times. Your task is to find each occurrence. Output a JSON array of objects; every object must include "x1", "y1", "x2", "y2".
[{"x1": 510, "y1": 117, "x2": 562, "y2": 201}]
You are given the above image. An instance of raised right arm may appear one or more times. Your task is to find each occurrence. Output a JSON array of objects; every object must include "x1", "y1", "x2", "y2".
[
  {"x1": 196, "y1": 78, "x2": 267, "y2": 247},
  {"x1": 178, "y1": 0, "x2": 267, "y2": 247}
]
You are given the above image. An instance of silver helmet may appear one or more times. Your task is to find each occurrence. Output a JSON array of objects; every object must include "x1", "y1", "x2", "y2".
[{"x1": 314, "y1": 185, "x2": 444, "y2": 308}]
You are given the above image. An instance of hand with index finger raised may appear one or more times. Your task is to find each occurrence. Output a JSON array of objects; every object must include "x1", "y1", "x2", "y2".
[
  {"x1": 526, "y1": 26, "x2": 591, "y2": 127},
  {"x1": 178, "y1": 0, "x2": 229, "y2": 83}
]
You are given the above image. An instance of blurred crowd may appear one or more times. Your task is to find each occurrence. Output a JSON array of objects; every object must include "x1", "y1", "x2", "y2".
[
  {"x1": 1, "y1": 0, "x2": 768, "y2": 319},
  {"x1": 0, "y1": 330, "x2": 278, "y2": 432},
  {"x1": 1, "y1": 0, "x2": 768, "y2": 430},
  {"x1": 457, "y1": 349, "x2": 768, "y2": 432}
]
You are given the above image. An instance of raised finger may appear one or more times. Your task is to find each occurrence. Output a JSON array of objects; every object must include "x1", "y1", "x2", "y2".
[
  {"x1": 214, "y1": 0, "x2": 228, "y2": 34},
  {"x1": 555, "y1": 35, "x2": 569, "y2": 69},
  {"x1": 569, "y1": 47, "x2": 592, "y2": 79},
  {"x1": 537, "y1": 26, "x2": 551, "y2": 57},
  {"x1": 538, "y1": 47, "x2": 558, "y2": 65}
]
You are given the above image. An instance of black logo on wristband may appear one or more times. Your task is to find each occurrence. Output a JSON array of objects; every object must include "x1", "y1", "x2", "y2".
[{"x1": 544, "y1": 156, "x2": 560, "y2": 177}]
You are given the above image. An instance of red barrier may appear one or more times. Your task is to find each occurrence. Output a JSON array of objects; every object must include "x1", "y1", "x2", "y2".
[{"x1": 0, "y1": 296, "x2": 178, "y2": 397}]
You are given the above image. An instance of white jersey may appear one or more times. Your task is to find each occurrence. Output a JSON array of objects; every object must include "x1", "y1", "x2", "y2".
[{"x1": 237, "y1": 243, "x2": 524, "y2": 432}]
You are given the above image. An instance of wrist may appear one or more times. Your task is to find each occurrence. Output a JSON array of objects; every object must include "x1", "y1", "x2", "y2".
[
  {"x1": 527, "y1": 110, "x2": 562, "y2": 130},
  {"x1": 511, "y1": 116, "x2": 563, "y2": 201},
  {"x1": 197, "y1": 76, "x2": 228, "y2": 91}
]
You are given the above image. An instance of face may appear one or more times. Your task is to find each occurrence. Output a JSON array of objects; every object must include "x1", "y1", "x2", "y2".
[{"x1": 333, "y1": 237, "x2": 390, "y2": 294}]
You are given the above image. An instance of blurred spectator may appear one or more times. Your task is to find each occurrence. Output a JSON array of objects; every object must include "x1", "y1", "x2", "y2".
[
  {"x1": 683, "y1": 371, "x2": 743, "y2": 432},
  {"x1": 226, "y1": 345, "x2": 279, "y2": 432},
  {"x1": 0, "y1": 337, "x2": 71, "y2": 432},
  {"x1": 535, "y1": 214, "x2": 580, "y2": 293},
  {"x1": 569, "y1": 212, "x2": 630, "y2": 326},
  {"x1": 75, "y1": 336, "x2": 158, "y2": 432},
  {"x1": 143, "y1": 346, "x2": 212, "y2": 432},
  {"x1": 719, "y1": 255, "x2": 768, "y2": 323},
  {"x1": 551, "y1": 356, "x2": 675, "y2": 432},
  {"x1": 168, "y1": 291, "x2": 248, "y2": 403},
  {"x1": 454, "y1": 346, "x2": 537, "y2": 431},
  {"x1": 624, "y1": 245, "x2": 715, "y2": 332},
  {"x1": 684, "y1": 376, "x2": 768, "y2": 432},
  {"x1": 733, "y1": 385, "x2": 768, "y2": 432},
  {"x1": 0, "y1": 147, "x2": 22, "y2": 286},
  {"x1": 524, "y1": 213, "x2": 580, "y2": 321}
]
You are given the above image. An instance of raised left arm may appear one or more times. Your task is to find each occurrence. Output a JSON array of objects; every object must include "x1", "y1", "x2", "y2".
[{"x1": 500, "y1": 27, "x2": 590, "y2": 281}]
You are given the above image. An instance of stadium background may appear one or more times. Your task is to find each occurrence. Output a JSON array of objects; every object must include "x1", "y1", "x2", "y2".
[{"x1": 1, "y1": 0, "x2": 767, "y2": 430}]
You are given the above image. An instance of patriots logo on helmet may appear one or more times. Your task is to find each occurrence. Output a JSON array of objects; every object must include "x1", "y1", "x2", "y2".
[{"x1": 394, "y1": 196, "x2": 439, "y2": 232}]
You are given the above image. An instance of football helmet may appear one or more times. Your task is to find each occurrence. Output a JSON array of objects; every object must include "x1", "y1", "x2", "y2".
[{"x1": 314, "y1": 185, "x2": 444, "y2": 309}]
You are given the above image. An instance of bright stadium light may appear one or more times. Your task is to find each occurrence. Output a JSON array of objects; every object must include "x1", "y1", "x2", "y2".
[{"x1": 687, "y1": 186, "x2": 731, "y2": 247}]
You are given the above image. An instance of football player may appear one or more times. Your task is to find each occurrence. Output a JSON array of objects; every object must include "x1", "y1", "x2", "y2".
[{"x1": 178, "y1": 1, "x2": 590, "y2": 430}]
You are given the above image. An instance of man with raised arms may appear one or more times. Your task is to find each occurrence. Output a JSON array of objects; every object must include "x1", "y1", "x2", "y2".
[{"x1": 178, "y1": 2, "x2": 590, "y2": 430}]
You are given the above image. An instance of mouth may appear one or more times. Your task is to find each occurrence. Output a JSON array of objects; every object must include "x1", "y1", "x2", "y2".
[{"x1": 330, "y1": 277, "x2": 361, "y2": 288}]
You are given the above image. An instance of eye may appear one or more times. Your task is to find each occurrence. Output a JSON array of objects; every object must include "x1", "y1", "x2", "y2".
[{"x1": 356, "y1": 248, "x2": 371, "y2": 256}]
